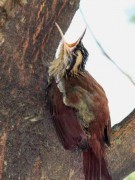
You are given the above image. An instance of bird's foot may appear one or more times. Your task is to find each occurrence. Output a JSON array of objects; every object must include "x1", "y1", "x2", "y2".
[{"x1": 78, "y1": 134, "x2": 89, "y2": 151}]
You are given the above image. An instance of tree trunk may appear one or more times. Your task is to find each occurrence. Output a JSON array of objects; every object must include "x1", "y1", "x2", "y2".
[{"x1": 0, "y1": 1, "x2": 134, "y2": 179}]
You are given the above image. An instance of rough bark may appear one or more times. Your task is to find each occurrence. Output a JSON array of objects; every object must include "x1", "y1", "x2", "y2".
[
  {"x1": 0, "y1": 1, "x2": 134, "y2": 179},
  {"x1": 107, "y1": 109, "x2": 135, "y2": 180}
]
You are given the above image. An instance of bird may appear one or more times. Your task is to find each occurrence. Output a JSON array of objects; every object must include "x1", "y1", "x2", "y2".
[{"x1": 47, "y1": 22, "x2": 112, "y2": 180}]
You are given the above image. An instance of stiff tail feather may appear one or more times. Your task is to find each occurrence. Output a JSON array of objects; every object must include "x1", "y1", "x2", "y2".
[{"x1": 83, "y1": 139, "x2": 112, "y2": 180}]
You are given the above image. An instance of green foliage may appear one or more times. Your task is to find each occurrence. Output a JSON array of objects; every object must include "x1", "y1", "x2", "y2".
[
  {"x1": 130, "y1": 14, "x2": 135, "y2": 22},
  {"x1": 124, "y1": 172, "x2": 135, "y2": 180}
]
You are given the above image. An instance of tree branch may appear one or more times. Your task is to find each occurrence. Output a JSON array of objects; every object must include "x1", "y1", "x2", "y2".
[
  {"x1": 0, "y1": 1, "x2": 134, "y2": 179},
  {"x1": 107, "y1": 109, "x2": 135, "y2": 180}
]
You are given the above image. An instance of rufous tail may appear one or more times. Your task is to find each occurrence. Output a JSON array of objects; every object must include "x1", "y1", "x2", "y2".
[{"x1": 83, "y1": 138, "x2": 112, "y2": 180}]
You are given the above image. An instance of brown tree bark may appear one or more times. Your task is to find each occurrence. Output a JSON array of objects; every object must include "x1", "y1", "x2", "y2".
[
  {"x1": 0, "y1": 1, "x2": 135, "y2": 179},
  {"x1": 107, "y1": 109, "x2": 135, "y2": 180}
]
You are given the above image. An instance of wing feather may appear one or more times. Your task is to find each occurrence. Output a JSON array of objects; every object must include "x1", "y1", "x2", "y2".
[{"x1": 47, "y1": 79, "x2": 84, "y2": 150}]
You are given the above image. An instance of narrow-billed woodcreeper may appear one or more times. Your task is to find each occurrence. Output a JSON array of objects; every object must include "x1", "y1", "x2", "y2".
[{"x1": 47, "y1": 23, "x2": 112, "y2": 180}]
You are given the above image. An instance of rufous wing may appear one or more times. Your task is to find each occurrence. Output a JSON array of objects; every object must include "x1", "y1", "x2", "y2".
[{"x1": 47, "y1": 79, "x2": 84, "y2": 150}]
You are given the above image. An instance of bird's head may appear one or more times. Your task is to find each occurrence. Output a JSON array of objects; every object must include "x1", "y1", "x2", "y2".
[{"x1": 49, "y1": 23, "x2": 89, "y2": 78}]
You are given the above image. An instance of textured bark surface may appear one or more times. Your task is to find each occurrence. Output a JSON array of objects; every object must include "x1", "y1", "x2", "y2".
[
  {"x1": 107, "y1": 109, "x2": 135, "y2": 180},
  {"x1": 0, "y1": 1, "x2": 135, "y2": 179}
]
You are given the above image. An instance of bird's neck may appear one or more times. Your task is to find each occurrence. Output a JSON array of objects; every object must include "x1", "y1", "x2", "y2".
[{"x1": 49, "y1": 44, "x2": 67, "y2": 80}]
